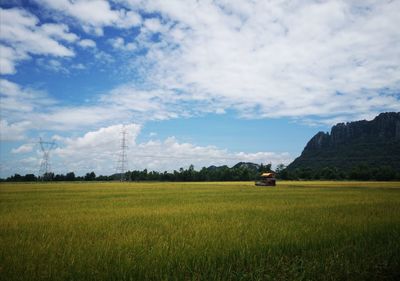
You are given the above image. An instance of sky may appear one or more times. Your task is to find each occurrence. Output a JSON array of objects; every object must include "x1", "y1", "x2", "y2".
[{"x1": 0, "y1": 0, "x2": 399, "y2": 177}]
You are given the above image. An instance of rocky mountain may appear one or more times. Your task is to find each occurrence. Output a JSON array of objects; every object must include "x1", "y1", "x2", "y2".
[
  {"x1": 287, "y1": 112, "x2": 400, "y2": 171},
  {"x1": 232, "y1": 162, "x2": 261, "y2": 171}
]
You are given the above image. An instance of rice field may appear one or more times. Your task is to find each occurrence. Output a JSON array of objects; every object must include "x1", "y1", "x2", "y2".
[{"x1": 1, "y1": 181, "x2": 400, "y2": 281}]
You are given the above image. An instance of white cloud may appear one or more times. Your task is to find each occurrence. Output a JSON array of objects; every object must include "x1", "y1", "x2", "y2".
[
  {"x1": 40, "y1": 23, "x2": 79, "y2": 42},
  {"x1": 50, "y1": 124, "x2": 290, "y2": 175},
  {"x1": 0, "y1": 77, "x2": 222, "y2": 138},
  {"x1": 0, "y1": 79, "x2": 55, "y2": 115},
  {"x1": 143, "y1": 18, "x2": 163, "y2": 33},
  {"x1": 132, "y1": 137, "x2": 291, "y2": 172},
  {"x1": 0, "y1": 80, "x2": 173, "y2": 136},
  {"x1": 71, "y1": 63, "x2": 86, "y2": 70},
  {"x1": 3, "y1": 2, "x2": 397, "y2": 127},
  {"x1": 120, "y1": 0, "x2": 400, "y2": 123},
  {"x1": 0, "y1": 79, "x2": 58, "y2": 140},
  {"x1": 78, "y1": 39, "x2": 96, "y2": 48},
  {"x1": 11, "y1": 143, "x2": 35, "y2": 154},
  {"x1": 53, "y1": 123, "x2": 141, "y2": 174},
  {"x1": 0, "y1": 45, "x2": 29, "y2": 75},
  {"x1": 93, "y1": 50, "x2": 114, "y2": 64},
  {"x1": 116, "y1": 10, "x2": 142, "y2": 28},
  {"x1": 27, "y1": 84, "x2": 181, "y2": 131},
  {"x1": 108, "y1": 37, "x2": 136, "y2": 51},
  {"x1": 36, "y1": 58, "x2": 70, "y2": 73},
  {"x1": 35, "y1": 0, "x2": 141, "y2": 35},
  {"x1": 101, "y1": 85, "x2": 179, "y2": 119},
  {"x1": 0, "y1": 156, "x2": 39, "y2": 177},
  {"x1": 0, "y1": 120, "x2": 31, "y2": 141},
  {"x1": 33, "y1": 106, "x2": 124, "y2": 131},
  {"x1": 0, "y1": 8, "x2": 76, "y2": 74}
]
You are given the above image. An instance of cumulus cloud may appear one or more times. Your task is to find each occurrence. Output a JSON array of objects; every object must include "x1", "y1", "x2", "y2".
[
  {"x1": 52, "y1": 123, "x2": 141, "y2": 174},
  {"x1": 36, "y1": 58, "x2": 70, "y2": 73},
  {"x1": 0, "y1": 7, "x2": 77, "y2": 74},
  {"x1": 108, "y1": 37, "x2": 136, "y2": 51},
  {"x1": 0, "y1": 79, "x2": 59, "y2": 140},
  {"x1": 120, "y1": 0, "x2": 400, "y2": 123},
  {"x1": 0, "y1": 80, "x2": 174, "y2": 137},
  {"x1": 24, "y1": 84, "x2": 180, "y2": 132},
  {"x1": 11, "y1": 143, "x2": 35, "y2": 154},
  {"x1": 50, "y1": 124, "x2": 290, "y2": 175},
  {"x1": 0, "y1": 45, "x2": 29, "y2": 75},
  {"x1": 78, "y1": 39, "x2": 96, "y2": 48},
  {"x1": 0, "y1": 120, "x2": 31, "y2": 141},
  {"x1": 1, "y1": 76, "x2": 228, "y2": 138},
  {"x1": 132, "y1": 137, "x2": 291, "y2": 172},
  {"x1": 143, "y1": 18, "x2": 163, "y2": 33},
  {"x1": 0, "y1": 79, "x2": 55, "y2": 116},
  {"x1": 35, "y1": 0, "x2": 141, "y2": 35},
  {"x1": 40, "y1": 23, "x2": 79, "y2": 42}
]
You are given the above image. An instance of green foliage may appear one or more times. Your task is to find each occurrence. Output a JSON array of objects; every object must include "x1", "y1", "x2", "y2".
[
  {"x1": 282, "y1": 164, "x2": 400, "y2": 181},
  {"x1": 124, "y1": 163, "x2": 272, "y2": 182},
  {"x1": 84, "y1": 171, "x2": 96, "y2": 181},
  {"x1": 4, "y1": 161, "x2": 398, "y2": 182},
  {"x1": 65, "y1": 172, "x2": 75, "y2": 181},
  {"x1": 1, "y1": 181, "x2": 399, "y2": 280}
]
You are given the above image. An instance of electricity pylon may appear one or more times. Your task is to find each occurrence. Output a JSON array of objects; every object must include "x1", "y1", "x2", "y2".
[
  {"x1": 38, "y1": 138, "x2": 56, "y2": 180},
  {"x1": 117, "y1": 126, "x2": 128, "y2": 181}
]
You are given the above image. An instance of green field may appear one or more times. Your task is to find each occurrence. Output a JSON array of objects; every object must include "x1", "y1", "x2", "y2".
[{"x1": 1, "y1": 181, "x2": 400, "y2": 281}]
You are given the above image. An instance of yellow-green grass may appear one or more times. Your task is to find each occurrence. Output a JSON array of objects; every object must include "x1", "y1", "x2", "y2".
[{"x1": 1, "y1": 181, "x2": 400, "y2": 281}]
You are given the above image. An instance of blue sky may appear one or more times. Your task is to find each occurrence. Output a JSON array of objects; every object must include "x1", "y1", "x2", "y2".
[{"x1": 1, "y1": 0, "x2": 399, "y2": 177}]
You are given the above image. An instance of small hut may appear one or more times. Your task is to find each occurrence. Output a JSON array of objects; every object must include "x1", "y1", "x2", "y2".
[{"x1": 255, "y1": 172, "x2": 276, "y2": 186}]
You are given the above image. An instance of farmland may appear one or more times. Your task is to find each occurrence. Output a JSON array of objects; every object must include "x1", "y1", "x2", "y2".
[{"x1": 1, "y1": 181, "x2": 400, "y2": 281}]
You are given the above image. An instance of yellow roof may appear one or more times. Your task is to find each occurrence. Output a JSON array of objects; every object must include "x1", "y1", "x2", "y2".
[{"x1": 261, "y1": 172, "x2": 275, "y2": 177}]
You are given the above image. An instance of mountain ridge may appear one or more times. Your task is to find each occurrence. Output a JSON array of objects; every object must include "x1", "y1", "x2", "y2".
[{"x1": 287, "y1": 112, "x2": 400, "y2": 171}]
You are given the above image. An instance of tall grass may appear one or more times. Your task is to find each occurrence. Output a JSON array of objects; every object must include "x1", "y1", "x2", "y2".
[{"x1": 1, "y1": 181, "x2": 399, "y2": 280}]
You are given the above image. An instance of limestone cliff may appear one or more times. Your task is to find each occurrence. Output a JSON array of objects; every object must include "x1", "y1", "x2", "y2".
[{"x1": 287, "y1": 112, "x2": 400, "y2": 171}]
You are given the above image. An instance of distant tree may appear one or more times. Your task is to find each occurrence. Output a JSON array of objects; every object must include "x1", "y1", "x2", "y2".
[
  {"x1": 259, "y1": 163, "x2": 272, "y2": 173},
  {"x1": 84, "y1": 171, "x2": 96, "y2": 181},
  {"x1": 96, "y1": 175, "x2": 111, "y2": 181},
  {"x1": 297, "y1": 167, "x2": 313, "y2": 180},
  {"x1": 349, "y1": 164, "x2": 371, "y2": 180},
  {"x1": 65, "y1": 172, "x2": 76, "y2": 181},
  {"x1": 396, "y1": 171, "x2": 400, "y2": 181},
  {"x1": 320, "y1": 167, "x2": 336, "y2": 180},
  {"x1": 54, "y1": 174, "x2": 66, "y2": 181},
  {"x1": 40, "y1": 172, "x2": 54, "y2": 181},
  {"x1": 275, "y1": 164, "x2": 288, "y2": 179},
  {"x1": 23, "y1": 174, "x2": 37, "y2": 181},
  {"x1": 375, "y1": 166, "x2": 396, "y2": 181},
  {"x1": 7, "y1": 174, "x2": 22, "y2": 182}
]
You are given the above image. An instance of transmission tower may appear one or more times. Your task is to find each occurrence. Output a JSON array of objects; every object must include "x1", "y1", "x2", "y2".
[
  {"x1": 38, "y1": 138, "x2": 56, "y2": 180},
  {"x1": 117, "y1": 126, "x2": 128, "y2": 181}
]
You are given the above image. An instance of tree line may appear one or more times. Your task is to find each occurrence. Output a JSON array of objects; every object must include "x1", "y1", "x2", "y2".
[
  {"x1": 2, "y1": 164, "x2": 272, "y2": 182},
  {"x1": 1, "y1": 163, "x2": 399, "y2": 182},
  {"x1": 281, "y1": 164, "x2": 400, "y2": 181}
]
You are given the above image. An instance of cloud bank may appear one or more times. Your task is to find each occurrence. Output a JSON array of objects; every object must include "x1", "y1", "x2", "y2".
[
  {"x1": 126, "y1": 0, "x2": 400, "y2": 123},
  {"x1": 9, "y1": 123, "x2": 291, "y2": 176}
]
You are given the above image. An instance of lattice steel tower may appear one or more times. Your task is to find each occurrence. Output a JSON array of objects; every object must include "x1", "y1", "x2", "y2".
[
  {"x1": 117, "y1": 126, "x2": 128, "y2": 181},
  {"x1": 38, "y1": 138, "x2": 56, "y2": 180}
]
